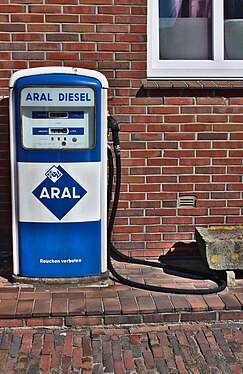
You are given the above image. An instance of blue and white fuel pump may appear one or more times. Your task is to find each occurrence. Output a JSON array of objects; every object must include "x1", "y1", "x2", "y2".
[{"x1": 9, "y1": 67, "x2": 108, "y2": 281}]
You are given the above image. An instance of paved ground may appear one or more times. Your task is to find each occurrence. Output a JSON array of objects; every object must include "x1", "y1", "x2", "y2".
[
  {"x1": 0, "y1": 256, "x2": 242, "y2": 327},
  {"x1": 0, "y1": 246, "x2": 242, "y2": 373},
  {"x1": 0, "y1": 323, "x2": 242, "y2": 373}
]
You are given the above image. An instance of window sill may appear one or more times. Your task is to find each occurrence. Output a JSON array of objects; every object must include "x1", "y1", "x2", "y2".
[{"x1": 143, "y1": 80, "x2": 243, "y2": 89}]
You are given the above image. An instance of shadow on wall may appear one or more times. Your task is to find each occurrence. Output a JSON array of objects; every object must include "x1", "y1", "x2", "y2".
[{"x1": 0, "y1": 97, "x2": 12, "y2": 263}]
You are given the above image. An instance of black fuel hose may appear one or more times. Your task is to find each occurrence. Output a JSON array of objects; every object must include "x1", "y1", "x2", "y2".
[{"x1": 107, "y1": 116, "x2": 227, "y2": 294}]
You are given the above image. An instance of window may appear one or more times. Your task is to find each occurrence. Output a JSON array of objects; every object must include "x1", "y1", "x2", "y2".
[{"x1": 147, "y1": 0, "x2": 243, "y2": 79}]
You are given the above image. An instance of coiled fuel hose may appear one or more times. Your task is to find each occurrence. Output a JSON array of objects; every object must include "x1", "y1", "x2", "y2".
[{"x1": 107, "y1": 115, "x2": 226, "y2": 294}]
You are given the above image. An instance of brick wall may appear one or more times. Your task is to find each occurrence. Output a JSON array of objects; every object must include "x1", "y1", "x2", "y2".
[{"x1": 0, "y1": 0, "x2": 242, "y2": 257}]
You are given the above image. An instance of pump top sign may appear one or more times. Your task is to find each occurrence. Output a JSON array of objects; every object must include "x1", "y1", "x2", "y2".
[{"x1": 21, "y1": 87, "x2": 95, "y2": 107}]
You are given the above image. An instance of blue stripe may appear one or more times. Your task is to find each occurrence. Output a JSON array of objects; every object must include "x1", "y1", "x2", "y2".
[
  {"x1": 32, "y1": 127, "x2": 84, "y2": 135},
  {"x1": 18, "y1": 221, "x2": 102, "y2": 277},
  {"x1": 33, "y1": 128, "x2": 49, "y2": 135}
]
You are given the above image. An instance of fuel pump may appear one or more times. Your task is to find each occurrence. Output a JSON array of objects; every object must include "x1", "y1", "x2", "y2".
[{"x1": 9, "y1": 67, "x2": 108, "y2": 283}]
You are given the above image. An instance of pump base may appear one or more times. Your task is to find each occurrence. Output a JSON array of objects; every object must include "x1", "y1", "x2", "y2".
[{"x1": 12, "y1": 271, "x2": 109, "y2": 287}]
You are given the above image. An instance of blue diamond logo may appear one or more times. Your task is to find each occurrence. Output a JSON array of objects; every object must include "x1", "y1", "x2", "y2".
[{"x1": 32, "y1": 165, "x2": 87, "y2": 220}]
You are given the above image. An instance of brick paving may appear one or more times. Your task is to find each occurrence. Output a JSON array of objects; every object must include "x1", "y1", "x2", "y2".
[
  {"x1": 0, "y1": 261, "x2": 242, "y2": 328},
  {"x1": 0, "y1": 256, "x2": 242, "y2": 373},
  {"x1": 0, "y1": 323, "x2": 242, "y2": 373}
]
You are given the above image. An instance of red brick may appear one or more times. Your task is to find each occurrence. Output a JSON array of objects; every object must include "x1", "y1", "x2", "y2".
[
  {"x1": 214, "y1": 105, "x2": 243, "y2": 114},
  {"x1": 203, "y1": 294, "x2": 225, "y2": 310},
  {"x1": 65, "y1": 316, "x2": 102, "y2": 327},
  {"x1": 0, "y1": 319, "x2": 23, "y2": 327},
  {"x1": 0, "y1": 300, "x2": 17, "y2": 317},
  {"x1": 42, "y1": 333, "x2": 54, "y2": 355},
  {"x1": 63, "y1": 42, "x2": 95, "y2": 51},
  {"x1": 131, "y1": 98, "x2": 163, "y2": 105},
  {"x1": 219, "y1": 311, "x2": 243, "y2": 321},
  {"x1": 182, "y1": 106, "x2": 211, "y2": 114},
  {"x1": 164, "y1": 115, "x2": 195, "y2": 123},
  {"x1": 62, "y1": 24, "x2": 94, "y2": 32},
  {"x1": 26, "y1": 318, "x2": 63, "y2": 327},
  {"x1": 28, "y1": 42, "x2": 60, "y2": 51},
  {"x1": 78, "y1": 0, "x2": 113, "y2": 3},
  {"x1": 68, "y1": 298, "x2": 85, "y2": 316},
  {"x1": 103, "y1": 298, "x2": 121, "y2": 315},
  {"x1": 166, "y1": 133, "x2": 195, "y2": 141},
  {"x1": 0, "y1": 24, "x2": 25, "y2": 32},
  {"x1": 29, "y1": 5, "x2": 61, "y2": 13},
  {"x1": 181, "y1": 141, "x2": 212, "y2": 149},
  {"x1": 40, "y1": 354, "x2": 51, "y2": 373},
  {"x1": 143, "y1": 313, "x2": 180, "y2": 323},
  {"x1": 98, "y1": 5, "x2": 130, "y2": 14},
  {"x1": 19, "y1": 332, "x2": 34, "y2": 353},
  {"x1": 15, "y1": 300, "x2": 33, "y2": 317},
  {"x1": 0, "y1": 33, "x2": 10, "y2": 41},
  {"x1": 46, "y1": 0, "x2": 77, "y2": 3},
  {"x1": 11, "y1": 14, "x2": 44, "y2": 22},
  {"x1": 97, "y1": 24, "x2": 129, "y2": 33},
  {"x1": 120, "y1": 297, "x2": 139, "y2": 314},
  {"x1": 0, "y1": 52, "x2": 11, "y2": 59},
  {"x1": 80, "y1": 14, "x2": 113, "y2": 23},
  {"x1": 0, "y1": 15, "x2": 10, "y2": 22},
  {"x1": 219, "y1": 294, "x2": 242, "y2": 310},
  {"x1": 86, "y1": 298, "x2": 103, "y2": 315},
  {"x1": 104, "y1": 314, "x2": 142, "y2": 325},
  {"x1": 46, "y1": 14, "x2": 78, "y2": 22},
  {"x1": 13, "y1": 33, "x2": 44, "y2": 41},
  {"x1": 185, "y1": 296, "x2": 208, "y2": 312},
  {"x1": 46, "y1": 52, "x2": 78, "y2": 60},
  {"x1": 63, "y1": 5, "x2": 96, "y2": 14},
  {"x1": 213, "y1": 141, "x2": 243, "y2": 149},
  {"x1": 12, "y1": 51, "x2": 44, "y2": 60},
  {"x1": 164, "y1": 98, "x2": 194, "y2": 105},
  {"x1": 198, "y1": 114, "x2": 228, "y2": 122},
  {"x1": 28, "y1": 24, "x2": 60, "y2": 32},
  {"x1": 0, "y1": 5, "x2": 25, "y2": 12},
  {"x1": 152, "y1": 295, "x2": 174, "y2": 313},
  {"x1": 180, "y1": 311, "x2": 217, "y2": 322},
  {"x1": 197, "y1": 97, "x2": 226, "y2": 105},
  {"x1": 116, "y1": 34, "x2": 146, "y2": 42},
  {"x1": 63, "y1": 334, "x2": 72, "y2": 356}
]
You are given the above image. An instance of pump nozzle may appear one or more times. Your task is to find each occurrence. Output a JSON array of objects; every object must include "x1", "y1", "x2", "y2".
[{"x1": 108, "y1": 115, "x2": 120, "y2": 155}]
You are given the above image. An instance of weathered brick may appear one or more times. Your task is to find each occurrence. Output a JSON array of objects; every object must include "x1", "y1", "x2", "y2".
[
  {"x1": 65, "y1": 316, "x2": 102, "y2": 327},
  {"x1": 0, "y1": 319, "x2": 23, "y2": 327},
  {"x1": 180, "y1": 311, "x2": 217, "y2": 322},
  {"x1": 143, "y1": 313, "x2": 180, "y2": 324},
  {"x1": 104, "y1": 314, "x2": 142, "y2": 325}
]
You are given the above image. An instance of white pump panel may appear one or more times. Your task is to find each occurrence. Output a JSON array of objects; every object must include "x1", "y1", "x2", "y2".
[{"x1": 21, "y1": 87, "x2": 95, "y2": 150}]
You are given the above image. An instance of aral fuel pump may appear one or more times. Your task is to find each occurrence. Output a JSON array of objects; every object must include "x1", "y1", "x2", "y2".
[{"x1": 9, "y1": 67, "x2": 108, "y2": 282}]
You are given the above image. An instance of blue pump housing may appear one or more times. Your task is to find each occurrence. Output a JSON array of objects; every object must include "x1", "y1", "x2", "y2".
[{"x1": 10, "y1": 68, "x2": 108, "y2": 278}]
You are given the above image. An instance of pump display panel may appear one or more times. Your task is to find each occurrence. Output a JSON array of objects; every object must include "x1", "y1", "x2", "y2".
[{"x1": 20, "y1": 87, "x2": 95, "y2": 150}]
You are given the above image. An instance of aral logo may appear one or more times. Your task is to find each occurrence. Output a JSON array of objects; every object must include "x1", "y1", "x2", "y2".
[{"x1": 32, "y1": 165, "x2": 87, "y2": 220}]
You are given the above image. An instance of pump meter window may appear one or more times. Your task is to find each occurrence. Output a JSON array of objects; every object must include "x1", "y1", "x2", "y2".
[{"x1": 20, "y1": 86, "x2": 95, "y2": 149}]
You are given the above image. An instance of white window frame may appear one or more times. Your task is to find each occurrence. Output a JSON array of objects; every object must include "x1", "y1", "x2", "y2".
[{"x1": 147, "y1": 0, "x2": 243, "y2": 79}]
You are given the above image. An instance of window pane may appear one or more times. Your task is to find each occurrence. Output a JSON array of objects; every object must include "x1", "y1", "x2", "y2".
[
  {"x1": 159, "y1": 0, "x2": 212, "y2": 60},
  {"x1": 224, "y1": 0, "x2": 243, "y2": 59}
]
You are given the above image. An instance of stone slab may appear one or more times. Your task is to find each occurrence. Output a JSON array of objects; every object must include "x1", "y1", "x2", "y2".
[{"x1": 195, "y1": 226, "x2": 243, "y2": 270}]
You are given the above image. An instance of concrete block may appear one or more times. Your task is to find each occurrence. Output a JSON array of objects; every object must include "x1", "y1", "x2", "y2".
[{"x1": 195, "y1": 226, "x2": 243, "y2": 270}]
